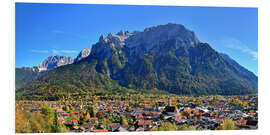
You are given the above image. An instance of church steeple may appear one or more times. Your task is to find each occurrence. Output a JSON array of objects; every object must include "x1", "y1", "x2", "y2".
[{"x1": 168, "y1": 98, "x2": 171, "y2": 106}]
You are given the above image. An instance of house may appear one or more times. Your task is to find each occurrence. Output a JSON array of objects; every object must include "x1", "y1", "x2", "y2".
[
  {"x1": 136, "y1": 120, "x2": 152, "y2": 130},
  {"x1": 246, "y1": 119, "x2": 258, "y2": 129},
  {"x1": 71, "y1": 125, "x2": 84, "y2": 132},
  {"x1": 107, "y1": 123, "x2": 120, "y2": 132},
  {"x1": 173, "y1": 115, "x2": 184, "y2": 122},
  {"x1": 91, "y1": 129, "x2": 108, "y2": 132},
  {"x1": 151, "y1": 111, "x2": 161, "y2": 118},
  {"x1": 58, "y1": 118, "x2": 65, "y2": 124},
  {"x1": 60, "y1": 112, "x2": 71, "y2": 118},
  {"x1": 79, "y1": 126, "x2": 85, "y2": 132},
  {"x1": 70, "y1": 110, "x2": 80, "y2": 115},
  {"x1": 163, "y1": 106, "x2": 180, "y2": 117},
  {"x1": 136, "y1": 114, "x2": 143, "y2": 119},
  {"x1": 31, "y1": 108, "x2": 40, "y2": 112},
  {"x1": 135, "y1": 127, "x2": 144, "y2": 132},
  {"x1": 128, "y1": 126, "x2": 136, "y2": 131},
  {"x1": 162, "y1": 98, "x2": 180, "y2": 116},
  {"x1": 72, "y1": 119, "x2": 78, "y2": 125},
  {"x1": 118, "y1": 126, "x2": 129, "y2": 132},
  {"x1": 82, "y1": 122, "x2": 95, "y2": 132}
]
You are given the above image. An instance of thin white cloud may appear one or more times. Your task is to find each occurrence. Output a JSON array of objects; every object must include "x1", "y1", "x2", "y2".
[
  {"x1": 52, "y1": 30, "x2": 65, "y2": 34},
  {"x1": 51, "y1": 49, "x2": 78, "y2": 54},
  {"x1": 51, "y1": 29, "x2": 87, "y2": 39},
  {"x1": 218, "y1": 38, "x2": 258, "y2": 60},
  {"x1": 31, "y1": 49, "x2": 77, "y2": 54},
  {"x1": 31, "y1": 49, "x2": 49, "y2": 53}
]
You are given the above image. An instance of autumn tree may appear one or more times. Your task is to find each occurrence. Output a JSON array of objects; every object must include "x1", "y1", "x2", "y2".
[
  {"x1": 181, "y1": 124, "x2": 195, "y2": 130},
  {"x1": 15, "y1": 104, "x2": 55, "y2": 133},
  {"x1": 120, "y1": 115, "x2": 128, "y2": 126},
  {"x1": 126, "y1": 106, "x2": 131, "y2": 112},
  {"x1": 220, "y1": 119, "x2": 236, "y2": 130},
  {"x1": 63, "y1": 105, "x2": 70, "y2": 112},
  {"x1": 108, "y1": 107, "x2": 114, "y2": 114},
  {"x1": 84, "y1": 112, "x2": 91, "y2": 122},
  {"x1": 151, "y1": 122, "x2": 178, "y2": 131},
  {"x1": 15, "y1": 105, "x2": 30, "y2": 133},
  {"x1": 41, "y1": 104, "x2": 53, "y2": 118},
  {"x1": 96, "y1": 111, "x2": 104, "y2": 119},
  {"x1": 181, "y1": 110, "x2": 190, "y2": 118}
]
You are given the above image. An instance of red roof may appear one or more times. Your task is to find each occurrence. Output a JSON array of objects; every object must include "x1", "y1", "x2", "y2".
[
  {"x1": 89, "y1": 117, "x2": 98, "y2": 121},
  {"x1": 137, "y1": 120, "x2": 151, "y2": 126},
  {"x1": 71, "y1": 111, "x2": 80, "y2": 114},
  {"x1": 80, "y1": 126, "x2": 85, "y2": 131},
  {"x1": 236, "y1": 119, "x2": 247, "y2": 123},
  {"x1": 173, "y1": 116, "x2": 183, "y2": 121},
  {"x1": 108, "y1": 123, "x2": 120, "y2": 127},
  {"x1": 58, "y1": 118, "x2": 65, "y2": 123},
  {"x1": 72, "y1": 119, "x2": 78, "y2": 123},
  {"x1": 137, "y1": 114, "x2": 143, "y2": 119},
  {"x1": 91, "y1": 129, "x2": 108, "y2": 132},
  {"x1": 151, "y1": 112, "x2": 159, "y2": 115},
  {"x1": 61, "y1": 113, "x2": 71, "y2": 116},
  {"x1": 215, "y1": 116, "x2": 224, "y2": 120},
  {"x1": 143, "y1": 116, "x2": 150, "y2": 119}
]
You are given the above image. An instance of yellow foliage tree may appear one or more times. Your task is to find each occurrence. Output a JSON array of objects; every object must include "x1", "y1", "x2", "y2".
[
  {"x1": 151, "y1": 122, "x2": 178, "y2": 131},
  {"x1": 15, "y1": 106, "x2": 29, "y2": 133},
  {"x1": 84, "y1": 112, "x2": 91, "y2": 122},
  {"x1": 220, "y1": 119, "x2": 236, "y2": 130},
  {"x1": 181, "y1": 124, "x2": 195, "y2": 130}
]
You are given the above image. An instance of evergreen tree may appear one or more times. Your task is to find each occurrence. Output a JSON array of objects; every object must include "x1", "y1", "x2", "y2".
[
  {"x1": 88, "y1": 106, "x2": 96, "y2": 117},
  {"x1": 52, "y1": 111, "x2": 62, "y2": 133}
]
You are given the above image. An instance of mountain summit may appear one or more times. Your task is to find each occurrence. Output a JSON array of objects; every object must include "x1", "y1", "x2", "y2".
[
  {"x1": 93, "y1": 23, "x2": 200, "y2": 59},
  {"x1": 75, "y1": 47, "x2": 92, "y2": 62},
  {"x1": 38, "y1": 55, "x2": 74, "y2": 71},
  {"x1": 16, "y1": 23, "x2": 258, "y2": 100}
]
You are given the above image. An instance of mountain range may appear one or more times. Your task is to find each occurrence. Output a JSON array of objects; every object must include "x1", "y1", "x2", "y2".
[
  {"x1": 16, "y1": 23, "x2": 258, "y2": 100},
  {"x1": 15, "y1": 48, "x2": 91, "y2": 90}
]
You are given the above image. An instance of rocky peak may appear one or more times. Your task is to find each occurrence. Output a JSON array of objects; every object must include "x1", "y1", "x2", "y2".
[
  {"x1": 99, "y1": 34, "x2": 106, "y2": 43},
  {"x1": 129, "y1": 23, "x2": 199, "y2": 46},
  {"x1": 125, "y1": 23, "x2": 200, "y2": 57},
  {"x1": 75, "y1": 47, "x2": 92, "y2": 62},
  {"x1": 38, "y1": 55, "x2": 74, "y2": 71},
  {"x1": 92, "y1": 23, "x2": 201, "y2": 58},
  {"x1": 92, "y1": 30, "x2": 134, "y2": 58},
  {"x1": 116, "y1": 30, "x2": 132, "y2": 36}
]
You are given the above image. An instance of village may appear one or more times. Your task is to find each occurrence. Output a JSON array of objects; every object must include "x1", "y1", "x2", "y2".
[{"x1": 16, "y1": 93, "x2": 258, "y2": 132}]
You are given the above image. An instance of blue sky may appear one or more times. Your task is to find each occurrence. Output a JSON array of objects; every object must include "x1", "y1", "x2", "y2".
[{"x1": 15, "y1": 3, "x2": 258, "y2": 75}]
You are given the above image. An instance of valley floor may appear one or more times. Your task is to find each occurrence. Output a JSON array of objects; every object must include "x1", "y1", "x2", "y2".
[{"x1": 15, "y1": 93, "x2": 258, "y2": 133}]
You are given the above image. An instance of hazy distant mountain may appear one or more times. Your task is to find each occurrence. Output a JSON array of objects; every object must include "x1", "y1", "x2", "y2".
[
  {"x1": 15, "y1": 67, "x2": 41, "y2": 90},
  {"x1": 16, "y1": 23, "x2": 258, "y2": 100},
  {"x1": 38, "y1": 55, "x2": 74, "y2": 71},
  {"x1": 16, "y1": 55, "x2": 74, "y2": 90}
]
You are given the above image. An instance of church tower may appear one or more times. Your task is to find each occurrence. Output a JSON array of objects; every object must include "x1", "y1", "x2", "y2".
[{"x1": 168, "y1": 98, "x2": 171, "y2": 106}]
